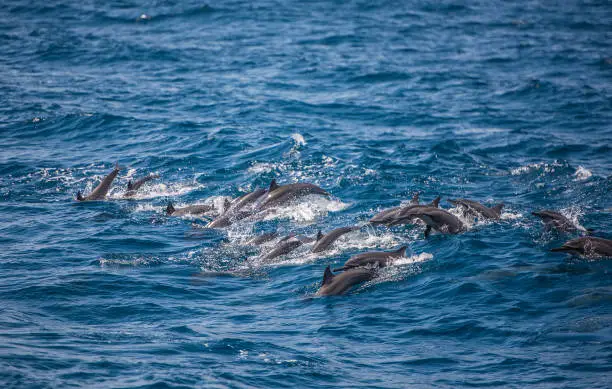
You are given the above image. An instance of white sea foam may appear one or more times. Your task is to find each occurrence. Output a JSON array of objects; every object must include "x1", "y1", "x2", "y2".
[
  {"x1": 573, "y1": 166, "x2": 592, "y2": 181},
  {"x1": 510, "y1": 161, "x2": 565, "y2": 176},
  {"x1": 291, "y1": 133, "x2": 306, "y2": 146},
  {"x1": 262, "y1": 195, "x2": 349, "y2": 224}
]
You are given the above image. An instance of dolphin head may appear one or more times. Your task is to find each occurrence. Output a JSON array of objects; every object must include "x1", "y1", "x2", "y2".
[{"x1": 550, "y1": 238, "x2": 585, "y2": 255}]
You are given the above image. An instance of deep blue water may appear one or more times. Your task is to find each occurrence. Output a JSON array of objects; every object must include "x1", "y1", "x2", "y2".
[{"x1": 1, "y1": 0, "x2": 612, "y2": 387}]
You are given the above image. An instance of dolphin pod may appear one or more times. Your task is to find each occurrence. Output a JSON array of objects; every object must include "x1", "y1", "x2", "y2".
[{"x1": 76, "y1": 163, "x2": 609, "y2": 297}]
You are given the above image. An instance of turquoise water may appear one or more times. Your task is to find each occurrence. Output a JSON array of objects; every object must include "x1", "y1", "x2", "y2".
[{"x1": 1, "y1": 1, "x2": 612, "y2": 387}]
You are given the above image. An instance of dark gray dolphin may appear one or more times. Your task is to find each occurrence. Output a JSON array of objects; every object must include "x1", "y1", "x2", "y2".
[
  {"x1": 448, "y1": 199, "x2": 504, "y2": 220},
  {"x1": 206, "y1": 209, "x2": 253, "y2": 228},
  {"x1": 333, "y1": 246, "x2": 407, "y2": 272},
  {"x1": 246, "y1": 232, "x2": 279, "y2": 246},
  {"x1": 166, "y1": 202, "x2": 214, "y2": 217},
  {"x1": 228, "y1": 188, "x2": 267, "y2": 213},
  {"x1": 532, "y1": 210, "x2": 578, "y2": 233},
  {"x1": 261, "y1": 235, "x2": 304, "y2": 261},
  {"x1": 256, "y1": 180, "x2": 329, "y2": 210},
  {"x1": 369, "y1": 193, "x2": 420, "y2": 225},
  {"x1": 409, "y1": 207, "x2": 466, "y2": 237},
  {"x1": 385, "y1": 197, "x2": 441, "y2": 226},
  {"x1": 550, "y1": 237, "x2": 612, "y2": 258},
  {"x1": 124, "y1": 173, "x2": 160, "y2": 197},
  {"x1": 316, "y1": 266, "x2": 375, "y2": 296},
  {"x1": 76, "y1": 163, "x2": 121, "y2": 201},
  {"x1": 206, "y1": 188, "x2": 268, "y2": 228},
  {"x1": 311, "y1": 226, "x2": 360, "y2": 253}
]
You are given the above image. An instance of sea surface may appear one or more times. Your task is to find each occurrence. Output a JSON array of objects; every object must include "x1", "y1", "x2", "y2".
[{"x1": 1, "y1": 1, "x2": 612, "y2": 388}]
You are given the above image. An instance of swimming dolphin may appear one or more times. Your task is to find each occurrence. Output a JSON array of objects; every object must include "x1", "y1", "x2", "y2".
[
  {"x1": 76, "y1": 163, "x2": 121, "y2": 201},
  {"x1": 333, "y1": 246, "x2": 407, "y2": 272},
  {"x1": 246, "y1": 232, "x2": 279, "y2": 246},
  {"x1": 550, "y1": 236, "x2": 612, "y2": 258},
  {"x1": 256, "y1": 179, "x2": 329, "y2": 210},
  {"x1": 206, "y1": 209, "x2": 253, "y2": 228},
  {"x1": 311, "y1": 226, "x2": 360, "y2": 253},
  {"x1": 532, "y1": 210, "x2": 578, "y2": 233},
  {"x1": 448, "y1": 199, "x2": 504, "y2": 220},
  {"x1": 124, "y1": 173, "x2": 160, "y2": 197},
  {"x1": 166, "y1": 202, "x2": 214, "y2": 217},
  {"x1": 261, "y1": 235, "x2": 305, "y2": 261},
  {"x1": 369, "y1": 193, "x2": 420, "y2": 225},
  {"x1": 206, "y1": 188, "x2": 268, "y2": 228},
  {"x1": 227, "y1": 188, "x2": 268, "y2": 213},
  {"x1": 316, "y1": 266, "x2": 375, "y2": 296},
  {"x1": 384, "y1": 196, "x2": 441, "y2": 227},
  {"x1": 409, "y1": 207, "x2": 466, "y2": 237}
]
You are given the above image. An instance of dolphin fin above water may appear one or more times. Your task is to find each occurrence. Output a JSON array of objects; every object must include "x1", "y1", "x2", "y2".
[
  {"x1": 316, "y1": 230, "x2": 324, "y2": 241},
  {"x1": 321, "y1": 265, "x2": 335, "y2": 287},
  {"x1": 268, "y1": 179, "x2": 279, "y2": 192}
]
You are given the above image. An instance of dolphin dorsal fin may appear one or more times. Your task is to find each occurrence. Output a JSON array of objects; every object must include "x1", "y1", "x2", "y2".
[
  {"x1": 166, "y1": 202, "x2": 175, "y2": 215},
  {"x1": 127, "y1": 180, "x2": 133, "y2": 190},
  {"x1": 410, "y1": 192, "x2": 420, "y2": 205},
  {"x1": 322, "y1": 266, "x2": 335, "y2": 286},
  {"x1": 492, "y1": 203, "x2": 504, "y2": 214},
  {"x1": 316, "y1": 230, "x2": 324, "y2": 241},
  {"x1": 430, "y1": 196, "x2": 441, "y2": 208},
  {"x1": 224, "y1": 198, "x2": 231, "y2": 211},
  {"x1": 396, "y1": 246, "x2": 407, "y2": 256},
  {"x1": 76, "y1": 191, "x2": 84, "y2": 201},
  {"x1": 268, "y1": 179, "x2": 279, "y2": 192}
]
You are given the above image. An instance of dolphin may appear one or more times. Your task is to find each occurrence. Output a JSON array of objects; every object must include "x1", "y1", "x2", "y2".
[
  {"x1": 311, "y1": 226, "x2": 360, "y2": 253},
  {"x1": 124, "y1": 173, "x2": 160, "y2": 197},
  {"x1": 246, "y1": 232, "x2": 279, "y2": 246},
  {"x1": 448, "y1": 199, "x2": 504, "y2": 220},
  {"x1": 550, "y1": 237, "x2": 612, "y2": 258},
  {"x1": 256, "y1": 179, "x2": 329, "y2": 210},
  {"x1": 227, "y1": 188, "x2": 267, "y2": 213},
  {"x1": 409, "y1": 207, "x2": 466, "y2": 237},
  {"x1": 166, "y1": 202, "x2": 214, "y2": 217},
  {"x1": 532, "y1": 210, "x2": 578, "y2": 233},
  {"x1": 206, "y1": 188, "x2": 268, "y2": 228},
  {"x1": 384, "y1": 196, "x2": 441, "y2": 226},
  {"x1": 261, "y1": 235, "x2": 305, "y2": 261},
  {"x1": 316, "y1": 266, "x2": 375, "y2": 296},
  {"x1": 369, "y1": 193, "x2": 420, "y2": 225},
  {"x1": 76, "y1": 163, "x2": 121, "y2": 201},
  {"x1": 333, "y1": 246, "x2": 407, "y2": 272},
  {"x1": 206, "y1": 209, "x2": 253, "y2": 228}
]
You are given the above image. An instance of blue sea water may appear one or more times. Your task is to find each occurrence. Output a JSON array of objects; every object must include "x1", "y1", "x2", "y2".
[{"x1": 1, "y1": 0, "x2": 612, "y2": 387}]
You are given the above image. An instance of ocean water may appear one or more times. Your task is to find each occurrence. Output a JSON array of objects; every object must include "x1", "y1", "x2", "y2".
[{"x1": 1, "y1": 0, "x2": 612, "y2": 387}]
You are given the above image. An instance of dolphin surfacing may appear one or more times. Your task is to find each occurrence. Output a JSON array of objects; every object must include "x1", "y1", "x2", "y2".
[
  {"x1": 369, "y1": 193, "x2": 420, "y2": 225},
  {"x1": 311, "y1": 226, "x2": 360, "y2": 253},
  {"x1": 448, "y1": 199, "x2": 504, "y2": 220},
  {"x1": 333, "y1": 246, "x2": 407, "y2": 272},
  {"x1": 76, "y1": 163, "x2": 121, "y2": 201},
  {"x1": 166, "y1": 202, "x2": 214, "y2": 217},
  {"x1": 410, "y1": 207, "x2": 466, "y2": 237},
  {"x1": 124, "y1": 173, "x2": 160, "y2": 197},
  {"x1": 256, "y1": 179, "x2": 329, "y2": 210},
  {"x1": 532, "y1": 210, "x2": 578, "y2": 233},
  {"x1": 316, "y1": 266, "x2": 375, "y2": 296},
  {"x1": 550, "y1": 237, "x2": 612, "y2": 258}
]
